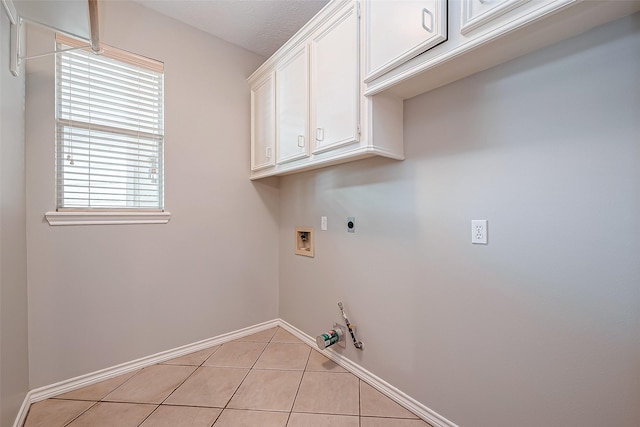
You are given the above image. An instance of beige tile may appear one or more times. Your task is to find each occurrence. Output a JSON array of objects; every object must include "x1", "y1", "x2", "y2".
[
  {"x1": 67, "y1": 402, "x2": 156, "y2": 427},
  {"x1": 271, "y1": 328, "x2": 302, "y2": 343},
  {"x1": 103, "y1": 365, "x2": 196, "y2": 404},
  {"x1": 164, "y1": 367, "x2": 248, "y2": 407},
  {"x1": 203, "y1": 341, "x2": 267, "y2": 368},
  {"x1": 305, "y1": 350, "x2": 347, "y2": 373},
  {"x1": 292, "y1": 372, "x2": 359, "y2": 415},
  {"x1": 213, "y1": 409, "x2": 289, "y2": 426},
  {"x1": 54, "y1": 371, "x2": 139, "y2": 401},
  {"x1": 140, "y1": 405, "x2": 221, "y2": 427},
  {"x1": 235, "y1": 327, "x2": 278, "y2": 342},
  {"x1": 287, "y1": 412, "x2": 359, "y2": 427},
  {"x1": 24, "y1": 399, "x2": 94, "y2": 427},
  {"x1": 254, "y1": 342, "x2": 310, "y2": 370},
  {"x1": 161, "y1": 346, "x2": 220, "y2": 366},
  {"x1": 227, "y1": 369, "x2": 303, "y2": 412},
  {"x1": 360, "y1": 382, "x2": 419, "y2": 419},
  {"x1": 361, "y1": 417, "x2": 432, "y2": 427}
]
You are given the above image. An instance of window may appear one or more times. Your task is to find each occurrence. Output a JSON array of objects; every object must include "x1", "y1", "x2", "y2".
[{"x1": 55, "y1": 34, "x2": 164, "y2": 211}]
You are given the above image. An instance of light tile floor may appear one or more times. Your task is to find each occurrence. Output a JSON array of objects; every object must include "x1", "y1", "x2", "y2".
[{"x1": 24, "y1": 327, "x2": 432, "y2": 427}]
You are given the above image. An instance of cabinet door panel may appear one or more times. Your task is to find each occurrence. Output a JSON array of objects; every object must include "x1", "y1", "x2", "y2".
[
  {"x1": 365, "y1": 0, "x2": 447, "y2": 82},
  {"x1": 277, "y1": 46, "x2": 309, "y2": 164},
  {"x1": 251, "y1": 74, "x2": 275, "y2": 171},
  {"x1": 460, "y1": 0, "x2": 530, "y2": 35},
  {"x1": 311, "y1": 3, "x2": 360, "y2": 154}
]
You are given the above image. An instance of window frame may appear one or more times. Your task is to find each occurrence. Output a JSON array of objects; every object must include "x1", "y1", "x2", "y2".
[{"x1": 46, "y1": 34, "x2": 170, "y2": 226}]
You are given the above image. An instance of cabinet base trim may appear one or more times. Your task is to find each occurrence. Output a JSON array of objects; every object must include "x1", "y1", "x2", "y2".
[{"x1": 250, "y1": 145, "x2": 405, "y2": 180}]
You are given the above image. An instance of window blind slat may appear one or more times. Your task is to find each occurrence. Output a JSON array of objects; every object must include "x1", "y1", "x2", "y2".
[
  {"x1": 59, "y1": 145, "x2": 160, "y2": 160},
  {"x1": 59, "y1": 71, "x2": 162, "y2": 102},
  {"x1": 57, "y1": 133, "x2": 162, "y2": 153},
  {"x1": 58, "y1": 83, "x2": 161, "y2": 110},
  {"x1": 60, "y1": 52, "x2": 162, "y2": 84},
  {"x1": 57, "y1": 120, "x2": 163, "y2": 143},
  {"x1": 58, "y1": 91, "x2": 161, "y2": 116},
  {"x1": 58, "y1": 111, "x2": 162, "y2": 133},
  {"x1": 61, "y1": 57, "x2": 161, "y2": 84},
  {"x1": 56, "y1": 38, "x2": 164, "y2": 210}
]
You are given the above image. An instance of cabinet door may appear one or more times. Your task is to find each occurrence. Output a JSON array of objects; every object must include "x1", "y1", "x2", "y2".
[
  {"x1": 310, "y1": 2, "x2": 360, "y2": 154},
  {"x1": 251, "y1": 73, "x2": 275, "y2": 171},
  {"x1": 276, "y1": 45, "x2": 309, "y2": 164},
  {"x1": 365, "y1": 0, "x2": 447, "y2": 82},
  {"x1": 460, "y1": 0, "x2": 530, "y2": 35}
]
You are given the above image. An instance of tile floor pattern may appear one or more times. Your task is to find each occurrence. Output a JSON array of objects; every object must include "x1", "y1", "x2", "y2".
[{"x1": 24, "y1": 327, "x2": 432, "y2": 427}]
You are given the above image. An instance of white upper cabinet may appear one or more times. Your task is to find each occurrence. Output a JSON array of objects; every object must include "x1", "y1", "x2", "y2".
[
  {"x1": 248, "y1": 0, "x2": 639, "y2": 179},
  {"x1": 276, "y1": 45, "x2": 309, "y2": 164},
  {"x1": 364, "y1": 0, "x2": 640, "y2": 99},
  {"x1": 250, "y1": 72, "x2": 275, "y2": 171},
  {"x1": 364, "y1": 0, "x2": 447, "y2": 82},
  {"x1": 248, "y1": 0, "x2": 403, "y2": 180},
  {"x1": 310, "y1": 2, "x2": 360, "y2": 154}
]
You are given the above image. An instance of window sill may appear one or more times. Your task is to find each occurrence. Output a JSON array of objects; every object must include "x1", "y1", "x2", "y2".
[{"x1": 45, "y1": 211, "x2": 171, "y2": 226}]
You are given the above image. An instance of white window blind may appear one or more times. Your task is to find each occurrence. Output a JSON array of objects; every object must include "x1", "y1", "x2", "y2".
[{"x1": 55, "y1": 34, "x2": 164, "y2": 210}]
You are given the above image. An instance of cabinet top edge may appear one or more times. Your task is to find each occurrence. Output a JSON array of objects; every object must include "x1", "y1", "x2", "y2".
[{"x1": 247, "y1": 0, "x2": 352, "y2": 84}]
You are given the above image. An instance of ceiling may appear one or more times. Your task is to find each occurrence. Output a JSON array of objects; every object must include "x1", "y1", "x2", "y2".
[{"x1": 132, "y1": 0, "x2": 329, "y2": 58}]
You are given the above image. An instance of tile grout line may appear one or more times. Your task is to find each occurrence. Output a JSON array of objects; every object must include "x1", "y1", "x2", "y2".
[
  {"x1": 134, "y1": 404, "x2": 160, "y2": 427},
  {"x1": 60, "y1": 401, "x2": 98, "y2": 427},
  {"x1": 147, "y1": 341, "x2": 226, "y2": 422},
  {"x1": 218, "y1": 326, "x2": 278, "y2": 415},
  {"x1": 138, "y1": 331, "x2": 277, "y2": 427},
  {"x1": 285, "y1": 339, "x2": 313, "y2": 426},
  {"x1": 35, "y1": 327, "x2": 391, "y2": 427},
  {"x1": 55, "y1": 367, "x2": 151, "y2": 427},
  {"x1": 133, "y1": 345, "x2": 224, "y2": 426},
  {"x1": 98, "y1": 368, "x2": 143, "y2": 403},
  {"x1": 209, "y1": 409, "x2": 222, "y2": 427},
  {"x1": 359, "y1": 379, "x2": 362, "y2": 427}
]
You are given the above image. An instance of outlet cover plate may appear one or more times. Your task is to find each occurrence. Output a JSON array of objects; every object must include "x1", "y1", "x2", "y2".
[{"x1": 472, "y1": 220, "x2": 488, "y2": 244}]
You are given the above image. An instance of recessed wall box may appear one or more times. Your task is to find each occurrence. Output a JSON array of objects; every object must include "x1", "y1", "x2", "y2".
[{"x1": 295, "y1": 226, "x2": 314, "y2": 257}]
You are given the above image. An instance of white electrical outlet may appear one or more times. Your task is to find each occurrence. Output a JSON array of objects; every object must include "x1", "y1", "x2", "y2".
[
  {"x1": 321, "y1": 216, "x2": 327, "y2": 231},
  {"x1": 471, "y1": 220, "x2": 488, "y2": 244}
]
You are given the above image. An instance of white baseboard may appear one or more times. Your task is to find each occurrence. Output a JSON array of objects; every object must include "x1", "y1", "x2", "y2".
[
  {"x1": 13, "y1": 318, "x2": 457, "y2": 427},
  {"x1": 277, "y1": 319, "x2": 459, "y2": 427},
  {"x1": 12, "y1": 319, "x2": 279, "y2": 427}
]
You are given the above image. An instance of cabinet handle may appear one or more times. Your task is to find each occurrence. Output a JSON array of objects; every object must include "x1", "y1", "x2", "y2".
[
  {"x1": 316, "y1": 128, "x2": 324, "y2": 142},
  {"x1": 266, "y1": 147, "x2": 272, "y2": 158},
  {"x1": 298, "y1": 135, "x2": 305, "y2": 148},
  {"x1": 422, "y1": 8, "x2": 433, "y2": 33}
]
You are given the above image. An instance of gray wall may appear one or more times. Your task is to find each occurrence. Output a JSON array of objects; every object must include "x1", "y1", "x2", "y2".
[
  {"x1": 0, "y1": 9, "x2": 29, "y2": 427},
  {"x1": 279, "y1": 14, "x2": 640, "y2": 427},
  {"x1": 25, "y1": 1, "x2": 279, "y2": 388}
]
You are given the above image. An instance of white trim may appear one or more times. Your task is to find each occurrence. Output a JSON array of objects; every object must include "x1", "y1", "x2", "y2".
[
  {"x1": 12, "y1": 319, "x2": 280, "y2": 427},
  {"x1": 11, "y1": 392, "x2": 32, "y2": 427},
  {"x1": 249, "y1": 144, "x2": 405, "y2": 180},
  {"x1": 460, "y1": 0, "x2": 530, "y2": 35},
  {"x1": 277, "y1": 319, "x2": 459, "y2": 427},
  {"x1": 44, "y1": 211, "x2": 171, "y2": 226},
  {"x1": 1, "y1": 0, "x2": 17, "y2": 24},
  {"x1": 12, "y1": 318, "x2": 456, "y2": 427}
]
